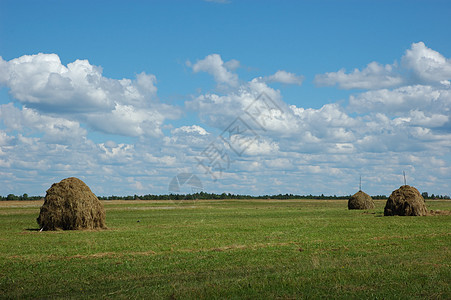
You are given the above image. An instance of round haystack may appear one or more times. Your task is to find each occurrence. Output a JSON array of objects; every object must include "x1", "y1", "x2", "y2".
[
  {"x1": 348, "y1": 190, "x2": 375, "y2": 210},
  {"x1": 384, "y1": 185, "x2": 427, "y2": 216},
  {"x1": 37, "y1": 177, "x2": 106, "y2": 230}
]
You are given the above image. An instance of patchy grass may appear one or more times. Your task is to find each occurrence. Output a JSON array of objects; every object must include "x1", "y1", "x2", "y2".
[{"x1": 0, "y1": 199, "x2": 450, "y2": 299}]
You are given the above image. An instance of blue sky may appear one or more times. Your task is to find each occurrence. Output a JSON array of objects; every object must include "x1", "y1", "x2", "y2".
[{"x1": 1, "y1": 0, "x2": 450, "y2": 196}]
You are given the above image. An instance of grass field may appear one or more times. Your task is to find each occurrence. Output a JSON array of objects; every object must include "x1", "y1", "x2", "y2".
[{"x1": 0, "y1": 199, "x2": 450, "y2": 299}]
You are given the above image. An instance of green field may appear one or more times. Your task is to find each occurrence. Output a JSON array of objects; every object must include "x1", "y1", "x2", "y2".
[{"x1": 0, "y1": 199, "x2": 450, "y2": 299}]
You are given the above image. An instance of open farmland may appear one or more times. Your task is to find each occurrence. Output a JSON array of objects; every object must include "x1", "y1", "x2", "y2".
[{"x1": 0, "y1": 199, "x2": 450, "y2": 299}]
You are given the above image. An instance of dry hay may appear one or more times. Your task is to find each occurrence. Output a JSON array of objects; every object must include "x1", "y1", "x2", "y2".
[
  {"x1": 37, "y1": 177, "x2": 106, "y2": 230},
  {"x1": 427, "y1": 210, "x2": 451, "y2": 216},
  {"x1": 384, "y1": 185, "x2": 427, "y2": 216},
  {"x1": 348, "y1": 190, "x2": 375, "y2": 210}
]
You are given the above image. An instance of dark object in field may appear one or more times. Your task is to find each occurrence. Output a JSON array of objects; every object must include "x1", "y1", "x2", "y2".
[
  {"x1": 37, "y1": 177, "x2": 106, "y2": 230},
  {"x1": 384, "y1": 185, "x2": 427, "y2": 216},
  {"x1": 348, "y1": 190, "x2": 375, "y2": 210},
  {"x1": 428, "y1": 209, "x2": 451, "y2": 216}
]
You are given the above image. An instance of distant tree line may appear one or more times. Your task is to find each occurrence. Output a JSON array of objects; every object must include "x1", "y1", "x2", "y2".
[
  {"x1": 97, "y1": 193, "x2": 402, "y2": 201},
  {"x1": 0, "y1": 194, "x2": 43, "y2": 201},
  {"x1": 88, "y1": 192, "x2": 448, "y2": 201},
  {"x1": 2, "y1": 192, "x2": 449, "y2": 201},
  {"x1": 421, "y1": 192, "x2": 450, "y2": 200},
  {"x1": 97, "y1": 192, "x2": 364, "y2": 201}
]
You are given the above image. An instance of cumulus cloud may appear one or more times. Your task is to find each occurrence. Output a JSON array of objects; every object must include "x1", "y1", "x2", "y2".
[
  {"x1": 186, "y1": 77, "x2": 297, "y2": 135},
  {"x1": 0, "y1": 53, "x2": 180, "y2": 137},
  {"x1": 85, "y1": 103, "x2": 174, "y2": 137},
  {"x1": 0, "y1": 103, "x2": 87, "y2": 144},
  {"x1": 172, "y1": 125, "x2": 209, "y2": 136},
  {"x1": 1, "y1": 48, "x2": 451, "y2": 197},
  {"x1": 349, "y1": 84, "x2": 451, "y2": 118},
  {"x1": 98, "y1": 143, "x2": 134, "y2": 164},
  {"x1": 394, "y1": 110, "x2": 449, "y2": 128},
  {"x1": 164, "y1": 125, "x2": 212, "y2": 155},
  {"x1": 328, "y1": 42, "x2": 451, "y2": 144},
  {"x1": 0, "y1": 130, "x2": 13, "y2": 147},
  {"x1": 402, "y1": 42, "x2": 451, "y2": 83},
  {"x1": 187, "y1": 54, "x2": 239, "y2": 88},
  {"x1": 1, "y1": 54, "x2": 114, "y2": 111},
  {"x1": 184, "y1": 49, "x2": 451, "y2": 196},
  {"x1": 314, "y1": 61, "x2": 403, "y2": 89},
  {"x1": 314, "y1": 42, "x2": 451, "y2": 89},
  {"x1": 263, "y1": 70, "x2": 304, "y2": 85},
  {"x1": 243, "y1": 137, "x2": 279, "y2": 156}
]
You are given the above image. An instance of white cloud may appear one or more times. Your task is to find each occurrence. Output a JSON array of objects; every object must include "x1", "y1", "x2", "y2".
[
  {"x1": 263, "y1": 70, "x2": 304, "y2": 85},
  {"x1": 0, "y1": 53, "x2": 180, "y2": 137},
  {"x1": 165, "y1": 125, "x2": 212, "y2": 155},
  {"x1": 224, "y1": 59, "x2": 240, "y2": 71},
  {"x1": 186, "y1": 50, "x2": 451, "y2": 161},
  {"x1": 314, "y1": 42, "x2": 451, "y2": 89},
  {"x1": 172, "y1": 125, "x2": 209, "y2": 136},
  {"x1": 314, "y1": 61, "x2": 403, "y2": 89},
  {"x1": 1, "y1": 54, "x2": 112, "y2": 111},
  {"x1": 98, "y1": 143, "x2": 134, "y2": 164},
  {"x1": 291, "y1": 103, "x2": 357, "y2": 131},
  {"x1": 86, "y1": 103, "x2": 170, "y2": 137},
  {"x1": 243, "y1": 137, "x2": 279, "y2": 156},
  {"x1": 186, "y1": 77, "x2": 296, "y2": 135},
  {"x1": 188, "y1": 54, "x2": 239, "y2": 88},
  {"x1": 143, "y1": 153, "x2": 177, "y2": 166},
  {"x1": 0, "y1": 130, "x2": 13, "y2": 147},
  {"x1": 349, "y1": 84, "x2": 451, "y2": 115},
  {"x1": 1, "y1": 49, "x2": 451, "y2": 197},
  {"x1": 394, "y1": 110, "x2": 449, "y2": 128},
  {"x1": 264, "y1": 158, "x2": 292, "y2": 169},
  {"x1": 0, "y1": 103, "x2": 87, "y2": 144},
  {"x1": 184, "y1": 50, "x2": 451, "y2": 196},
  {"x1": 402, "y1": 42, "x2": 451, "y2": 83}
]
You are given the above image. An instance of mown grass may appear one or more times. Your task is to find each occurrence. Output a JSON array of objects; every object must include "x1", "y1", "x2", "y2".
[{"x1": 0, "y1": 199, "x2": 450, "y2": 299}]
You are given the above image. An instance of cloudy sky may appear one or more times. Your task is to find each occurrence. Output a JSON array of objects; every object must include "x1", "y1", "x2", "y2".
[{"x1": 1, "y1": 0, "x2": 450, "y2": 197}]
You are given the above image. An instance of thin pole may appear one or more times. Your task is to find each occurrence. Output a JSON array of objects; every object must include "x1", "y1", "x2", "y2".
[
  {"x1": 403, "y1": 171, "x2": 406, "y2": 185},
  {"x1": 359, "y1": 175, "x2": 362, "y2": 191}
]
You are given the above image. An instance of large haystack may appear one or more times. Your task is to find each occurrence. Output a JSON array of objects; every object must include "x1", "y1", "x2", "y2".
[
  {"x1": 37, "y1": 177, "x2": 106, "y2": 230},
  {"x1": 348, "y1": 190, "x2": 375, "y2": 210},
  {"x1": 384, "y1": 185, "x2": 427, "y2": 216}
]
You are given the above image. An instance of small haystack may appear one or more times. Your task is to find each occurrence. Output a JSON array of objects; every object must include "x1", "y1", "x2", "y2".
[
  {"x1": 37, "y1": 177, "x2": 106, "y2": 230},
  {"x1": 348, "y1": 190, "x2": 375, "y2": 210},
  {"x1": 384, "y1": 185, "x2": 427, "y2": 216}
]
